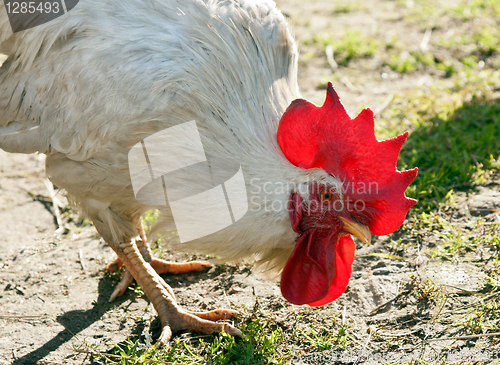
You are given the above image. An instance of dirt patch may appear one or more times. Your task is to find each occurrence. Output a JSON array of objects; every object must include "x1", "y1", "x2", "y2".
[
  {"x1": 2, "y1": 0, "x2": 500, "y2": 364},
  {"x1": 2, "y1": 150, "x2": 500, "y2": 363}
]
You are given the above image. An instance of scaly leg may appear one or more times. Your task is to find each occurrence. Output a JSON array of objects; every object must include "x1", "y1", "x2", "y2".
[
  {"x1": 105, "y1": 223, "x2": 239, "y2": 345},
  {"x1": 109, "y1": 237, "x2": 240, "y2": 346},
  {"x1": 107, "y1": 224, "x2": 212, "y2": 301}
]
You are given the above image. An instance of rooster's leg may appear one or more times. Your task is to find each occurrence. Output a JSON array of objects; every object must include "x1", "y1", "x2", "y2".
[
  {"x1": 108, "y1": 237, "x2": 241, "y2": 346},
  {"x1": 107, "y1": 223, "x2": 213, "y2": 301}
]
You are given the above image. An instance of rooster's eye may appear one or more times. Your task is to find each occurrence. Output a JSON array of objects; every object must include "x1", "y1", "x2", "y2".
[{"x1": 320, "y1": 190, "x2": 333, "y2": 202}]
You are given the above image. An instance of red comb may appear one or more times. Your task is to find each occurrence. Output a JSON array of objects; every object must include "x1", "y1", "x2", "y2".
[{"x1": 277, "y1": 82, "x2": 418, "y2": 235}]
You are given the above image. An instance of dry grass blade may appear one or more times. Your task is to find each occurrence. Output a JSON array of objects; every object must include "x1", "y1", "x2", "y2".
[
  {"x1": 0, "y1": 314, "x2": 45, "y2": 319},
  {"x1": 325, "y1": 44, "x2": 338, "y2": 71},
  {"x1": 43, "y1": 178, "x2": 64, "y2": 233},
  {"x1": 373, "y1": 93, "x2": 394, "y2": 115},
  {"x1": 360, "y1": 253, "x2": 405, "y2": 260},
  {"x1": 444, "y1": 284, "x2": 486, "y2": 297},
  {"x1": 78, "y1": 249, "x2": 87, "y2": 271},
  {"x1": 377, "y1": 328, "x2": 423, "y2": 337},
  {"x1": 427, "y1": 332, "x2": 500, "y2": 342},
  {"x1": 420, "y1": 28, "x2": 432, "y2": 51},
  {"x1": 369, "y1": 292, "x2": 407, "y2": 315}
]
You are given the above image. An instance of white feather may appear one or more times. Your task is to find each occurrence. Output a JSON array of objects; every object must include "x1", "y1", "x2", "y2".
[{"x1": 0, "y1": 0, "x2": 333, "y2": 273}]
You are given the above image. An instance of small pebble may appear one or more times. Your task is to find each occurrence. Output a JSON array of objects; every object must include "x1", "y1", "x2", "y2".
[
  {"x1": 352, "y1": 272, "x2": 362, "y2": 279},
  {"x1": 373, "y1": 266, "x2": 399, "y2": 275},
  {"x1": 228, "y1": 287, "x2": 243, "y2": 294}
]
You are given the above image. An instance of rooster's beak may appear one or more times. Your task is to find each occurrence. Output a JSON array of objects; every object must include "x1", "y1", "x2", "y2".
[{"x1": 339, "y1": 216, "x2": 371, "y2": 244}]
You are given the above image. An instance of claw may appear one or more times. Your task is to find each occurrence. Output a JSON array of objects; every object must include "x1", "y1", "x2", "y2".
[
  {"x1": 156, "y1": 326, "x2": 173, "y2": 348},
  {"x1": 167, "y1": 311, "x2": 241, "y2": 339},
  {"x1": 223, "y1": 323, "x2": 243, "y2": 337},
  {"x1": 109, "y1": 269, "x2": 134, "y2": 302},
  {"x1": 106, "y1": 257, "x2": 123, "y2": 273}
]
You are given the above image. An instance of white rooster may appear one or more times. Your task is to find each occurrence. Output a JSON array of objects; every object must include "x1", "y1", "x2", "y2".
[{"x1": 0, "y1": 0, "x2": 417, "y2": 345}]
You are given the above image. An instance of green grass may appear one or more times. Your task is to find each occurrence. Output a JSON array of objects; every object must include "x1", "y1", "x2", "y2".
[
  {"x1": 385, "y1": 51, "x2": 437, "y2": 74},
  {"x1": 472, "y1": 24, "x2": 500, "y2": 57},
  {"x1": 300, "y1": 323, "x2": 350, "y2": 352},
  {"x1": 330, "y1": 2, "x2": 365, "y2": 14},
  {"x1": 431, "y1": 223, "x2": 500, "y2": 260},
  {"x1": 308, "y1": 30, "x2": 381, "y2": 66},
  {"x1": 395, "y1": 0, "x2": 500, "y2": 30},
  {"x1": 450, "y1": 271, "x2": 500, "y2": 338},
  {"x1": 84, "y1": 312, "x2": 356, "y2": 364},
  {"x1": 142, "y1": 210, "x2": 160, "y2": 232},
  {"x1": 407, "y1": 275, "x2": 441, "y2": 304},
  {"x1": 398, "y1": 94, "x2": 500, "y2": 210},
  {"x1": 452, "y1": 0, "x2": 500, "y2": 21},
  {"x1": 438, "y1": 24, "x2": 500, "y2": 61},
  {"x1": 85, "y1": 320, "x2": 291, "y2": 364},
  {"x1": 455, "y1": 300, "x2": 500, "y2": 334}
]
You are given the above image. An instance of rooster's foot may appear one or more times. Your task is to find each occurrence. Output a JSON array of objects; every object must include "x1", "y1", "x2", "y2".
[
  {"x1": 156, "y1": 308, "x2": 241, "y2": 346},
  {"x1": 108, "y1": 240, "x2": 240, "y2": 346}
]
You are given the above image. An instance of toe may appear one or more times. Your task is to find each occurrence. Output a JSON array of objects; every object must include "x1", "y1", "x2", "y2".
[
  {"x1": 155, "y1": 325, "x2": 173, "y2": 348},
  {"x1": 192, "y1": 260, "x2": 213, "y2": 271},
  {"x1": 151, "y1": 259, "x2": 213, "y2": 274},
  {"x1": 223, "y1": 323, "x2": 243, "y2": 337},
  {"x1": 187, "y1": 309, "x2": 239, "y2": 321},
  {"x1": 109, "y1": 269, "x2": 134, "y2": 302},
  {"x1": 106, "y1": 257, "x2": 123, "y2": 272},
  {"x1": 168, "y1": 311, "x2": 241, "y2": 338}
]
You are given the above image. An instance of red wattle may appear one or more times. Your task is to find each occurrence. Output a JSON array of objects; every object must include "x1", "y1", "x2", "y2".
[
  {"x1": 308, "y1": 235, "x2": 356, "y2": 306},
  {"x1": 280, "y1": 230, "x2": 355, "y2": 306}
]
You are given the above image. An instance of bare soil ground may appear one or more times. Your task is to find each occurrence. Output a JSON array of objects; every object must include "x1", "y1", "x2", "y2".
[{"x1": 1, "y1": 0, "x2": 500, "y2": 364}]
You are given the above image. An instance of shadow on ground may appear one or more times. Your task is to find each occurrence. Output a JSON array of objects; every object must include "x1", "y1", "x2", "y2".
[
  {"x1": 10, "y1": 275, "x2": 137, "y2": 365},
  {"x1": 400, "y1": 96, "x2": 500, "y2": 210}
]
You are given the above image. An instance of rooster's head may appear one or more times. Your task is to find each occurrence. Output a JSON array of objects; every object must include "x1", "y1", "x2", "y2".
[{"x1": 277, "y1": 82, "x2": 418, "y2": 306}]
